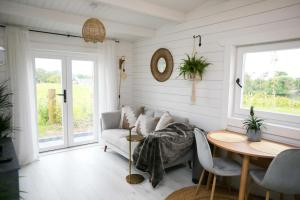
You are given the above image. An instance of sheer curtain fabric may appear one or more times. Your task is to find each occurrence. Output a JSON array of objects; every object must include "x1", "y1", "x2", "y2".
[
  {"x1": 98, "y1": 40, "x2": 119, "y2": 113},
  {"x1": 5, "y1": 26, "x2": 39, "y2": 165}
]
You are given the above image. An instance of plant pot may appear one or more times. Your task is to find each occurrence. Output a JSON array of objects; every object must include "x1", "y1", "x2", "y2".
[{"x1": 246, "y1": 129, "x2": 262, "y2": 142}]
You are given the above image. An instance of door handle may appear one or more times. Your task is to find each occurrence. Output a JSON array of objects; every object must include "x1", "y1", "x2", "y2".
[
  {"x1": 56, "y1": 90, "x2": 67, "y2": 103},
  {"x1": 236, "y1": 78, "x2": 243, "y2": 88}
]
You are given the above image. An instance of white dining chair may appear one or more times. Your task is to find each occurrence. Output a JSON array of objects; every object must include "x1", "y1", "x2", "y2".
[{"x1": 194, "y1": 128, "x2": 242, "y2": 200}]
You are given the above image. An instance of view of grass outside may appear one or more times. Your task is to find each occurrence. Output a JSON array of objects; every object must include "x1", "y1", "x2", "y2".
[
  {"x1": 241, "y1": 48, "x2": 300, "y2": 115},
  {"x1": 35, "y1": 58, "x2": 94, "y2": 139},
  {"x1": 36, "y1": 83, "x2": 94, "y2": 137},
  {"x1": 36, "y1": 83, "x2": 63, "y2": 137},
  {"x1": 71, "y1": 60, "x2": 94, "y2": 136}
]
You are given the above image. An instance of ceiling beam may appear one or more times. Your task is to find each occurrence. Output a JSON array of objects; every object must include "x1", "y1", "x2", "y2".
[
  {"x1": 0, "y1": 0, "x2": 155, "y2": 39},
  {"x1": 92, "y1": 0, "x2": 185, "y2": 22}
]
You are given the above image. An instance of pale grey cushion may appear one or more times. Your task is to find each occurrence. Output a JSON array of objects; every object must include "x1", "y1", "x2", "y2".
[
  {"x1": 102, "y1": 129, "x2": 139, "y2": 156},
  {"x1": 213, "y1": 157, "x2": 241, "y2": 176},
  {"x1": 101, "y1": 111, "x2": 121, "y2": 130},
  {"x1": 153, "y1": 109, "x2": 189, "y2": 124},
  {"x1": 155, "y1": 112, "x2": 174, "y2": 131},
  {"x1": 143, "y1": 107, "x2": 155, "y2": 117},
  {"x1": 120, "y1": 106, "x2": 143, "y2": 129},
  {"x1": 118, "y1": 135, "x2": 139, "y2": 156},
  {"x1": 133, "y1": 114, "x2": 159, "y2": 136},
  {"x1": 102, "y1": 129, "x2": 128, "y2": 145}
]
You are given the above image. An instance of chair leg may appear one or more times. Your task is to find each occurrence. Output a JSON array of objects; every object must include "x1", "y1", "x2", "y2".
[
  {"x1": 210, "y1": 175, "x2": 217, "y2": 200},
  {"x1": 245, "y1": 177, "x2": 253, "y2": 200},
  {"x1": 104, "y1": 145, "x2": 107, "y2": 152},
  {"x1": 206, "y1": 172, "x2": 213, "y2": 190},
  {"x1": 195, "y1": 170, "x2": 206, "y2": 195},
  {"x1": 265, "y1": 191, "x2": 270, "y2": 200},
  {"x1": 206, "y1": 147, "x2": 216, "y2": 191},
  {"x1": 279, "y1": 193, "x2": 283, "y2": 200}
]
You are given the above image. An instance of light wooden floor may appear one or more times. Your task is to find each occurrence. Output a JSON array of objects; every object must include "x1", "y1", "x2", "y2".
[{"x1": 19, "y1": 144, "x2": 194, "y2": 200}]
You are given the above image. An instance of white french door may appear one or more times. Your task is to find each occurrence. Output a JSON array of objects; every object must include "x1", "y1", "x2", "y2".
[{"x1": 33, "y1": 52, "x2": 98, "y2": 152}]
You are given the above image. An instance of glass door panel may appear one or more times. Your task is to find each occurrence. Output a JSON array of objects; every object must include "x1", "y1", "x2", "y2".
[
  {"x1": 71, "y1": 60, "x2": 96, "y2": 144},
  {"x1": 34, "y1": 58, "x2": 66, "y2": 150}
]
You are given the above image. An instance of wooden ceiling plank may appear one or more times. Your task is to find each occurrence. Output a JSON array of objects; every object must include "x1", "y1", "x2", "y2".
[
  {"x1": 89, "y1": 0, "x2": 185, "y2": 22},
  {"x1": 0, "y1": 0, "x2": 155, "y2": 38}
]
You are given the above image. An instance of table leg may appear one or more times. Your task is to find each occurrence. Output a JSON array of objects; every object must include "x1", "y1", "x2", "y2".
[
  {"x1": 238, "y1": 155, "x2": 250, "y2": 200},
  {"x1": 126, "y1": 133, "x2": 144, "y2": 184},
  {"x1": 129, "y1": 137, "x2": 131, "y2": 181}
]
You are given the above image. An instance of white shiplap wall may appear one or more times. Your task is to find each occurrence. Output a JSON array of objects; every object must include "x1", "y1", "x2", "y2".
[
  {"x1": 132, "y1": 0, "x2": 300, "y2": 133},
  {"x1": 0, "y1": 28, "x2": 8, "y2": 83},
  {"x1": 0, "y1": 28, "x2": 133, "y2": 106}
]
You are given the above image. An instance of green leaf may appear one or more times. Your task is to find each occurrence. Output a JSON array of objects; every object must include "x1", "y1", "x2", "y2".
[
  {"x1": 178, "y1": 54, "x2": 211, "y2": 80},
  {"x1": 243, "y1": 105, "x2": 265, "y2": 131}
]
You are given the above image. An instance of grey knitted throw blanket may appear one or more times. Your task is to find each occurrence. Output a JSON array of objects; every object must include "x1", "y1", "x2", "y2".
[{"x1": 133, "y1": 122, "x2": 195, "y2": 188}]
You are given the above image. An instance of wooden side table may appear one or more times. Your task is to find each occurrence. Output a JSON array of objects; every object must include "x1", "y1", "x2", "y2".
[{"x1": 125, "y1": 127, "x2": 145, "y2": 184}]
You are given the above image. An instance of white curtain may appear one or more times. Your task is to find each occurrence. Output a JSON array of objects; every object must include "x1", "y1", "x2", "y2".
[
  {"x1": 98, "y1": 40, "x2": 119, "y2": 113},
  {"x1": 5, "y1": 26, "x2": 39, "y2": 166}
]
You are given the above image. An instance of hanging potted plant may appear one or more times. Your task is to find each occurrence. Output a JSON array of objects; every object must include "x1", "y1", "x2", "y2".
[
  {"x1": 243, "y1": 106, "x2": 264, "y2": 142},
  {"x1": 178, "y1": 53, "x2": 210, "y2": 103}
]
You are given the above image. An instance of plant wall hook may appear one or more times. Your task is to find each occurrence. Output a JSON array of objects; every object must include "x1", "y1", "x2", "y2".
[{"x1": 193, "y1": 35, "x2": 201, "y2": 47}]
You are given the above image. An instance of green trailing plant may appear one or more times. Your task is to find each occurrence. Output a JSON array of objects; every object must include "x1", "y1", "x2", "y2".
[
  {"x1": 243, "y1": 106, "x2": 264, "y2": 132},
  {"x1": 178, "y1": 53, "x2": 210, "y2": 80},
  {"x1": 0, "y1": 81, "x2": 13, "y2": 139}
]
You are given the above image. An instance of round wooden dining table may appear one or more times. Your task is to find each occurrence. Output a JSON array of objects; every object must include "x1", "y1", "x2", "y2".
[{"x1": 207, "y1": 130, "x2": 295, "y2": 200}]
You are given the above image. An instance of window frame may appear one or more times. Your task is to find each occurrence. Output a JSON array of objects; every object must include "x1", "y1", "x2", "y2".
[
  {"x1": 221, "y1": 29, "x2": 300, "y2": 146},
  {"x1": 233, "y1": 40, "x2": 300, "y2": 129}
]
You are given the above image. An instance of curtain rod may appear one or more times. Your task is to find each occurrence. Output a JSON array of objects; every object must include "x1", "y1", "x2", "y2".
[{"x1": 0, "y1": 25, "x2": 120, "y2": 43}]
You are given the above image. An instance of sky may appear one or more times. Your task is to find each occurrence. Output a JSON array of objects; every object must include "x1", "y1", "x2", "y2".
[
  {"x1": 243, "y1": 48, "x2": 300, "y2": 79},
  {"x1": 35, "y1": 58, "x2": 94, "y2": 77}
]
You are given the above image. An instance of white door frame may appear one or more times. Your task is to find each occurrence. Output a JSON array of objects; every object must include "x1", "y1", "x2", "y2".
[
  {"x1": 32, "y1": 50, "x2": 99, "y2": 152},
  {"x1": 67, "y1": 55, "x2": 99, "y2": 148}
]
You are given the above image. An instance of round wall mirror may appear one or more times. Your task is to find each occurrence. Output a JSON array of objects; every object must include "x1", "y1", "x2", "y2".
[{"x1": 150, "y1": 48, "x2": 173, "y2": 82}]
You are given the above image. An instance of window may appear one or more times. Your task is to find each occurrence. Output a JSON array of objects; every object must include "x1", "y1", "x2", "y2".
[
  {"x1": 0, "y1": 46, "x2": 5, "y2": 65},
  {"x1": 233, "y1": 40, "x2": 300, "y2": 127}
]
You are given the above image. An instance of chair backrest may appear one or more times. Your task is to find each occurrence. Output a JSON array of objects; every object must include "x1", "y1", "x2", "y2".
[
  {"x1": 262, "y1": 149, "x2": 300, "y2": 195},
  {"x1": 194, "y1": 128, "x2": 214, "y2": 172}
]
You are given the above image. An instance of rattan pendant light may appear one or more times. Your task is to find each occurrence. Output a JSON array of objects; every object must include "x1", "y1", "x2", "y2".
[{"x1": 82, "y1": 18, "x2": 106, "y2": 43}]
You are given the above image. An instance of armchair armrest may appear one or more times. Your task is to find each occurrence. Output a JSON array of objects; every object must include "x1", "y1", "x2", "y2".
[{"x1": 101, "y1": 111, "x2": 121, "y2": 131}]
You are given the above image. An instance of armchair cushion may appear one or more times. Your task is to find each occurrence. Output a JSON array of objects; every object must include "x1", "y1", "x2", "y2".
[
  {"x1": 102, "y1": 129, "x2": 129, "y2": 145},
  {"x1": 120, "y1": 105, "x2": 144, "y2": 129},
  {"x1": 101, "y1": 111, "x2": 121, "y2": 130},
  {"x1": 133, "y1": 114, "x2": 160, "y2": 136}
]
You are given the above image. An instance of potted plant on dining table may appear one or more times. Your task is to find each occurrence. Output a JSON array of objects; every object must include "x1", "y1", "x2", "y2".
[{"x1": 243, "y1": 106, "x2": 265, "y2": 142}]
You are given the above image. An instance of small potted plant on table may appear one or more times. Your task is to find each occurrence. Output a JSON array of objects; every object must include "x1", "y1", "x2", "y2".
[{"x1": 243, "y1": 106, "x2": 264, "y2": 142}]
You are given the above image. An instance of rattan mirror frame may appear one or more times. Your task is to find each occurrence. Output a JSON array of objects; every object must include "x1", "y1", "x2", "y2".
[{"x1": 150, "y1": 48, "x2": 173, "y2": 82}]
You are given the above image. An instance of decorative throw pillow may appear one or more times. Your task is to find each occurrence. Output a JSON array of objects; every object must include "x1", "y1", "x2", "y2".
[
  {"x1": 155, "y1": 112, "x2": 174, "y2": 131},
  {"x1": 133, "y1": 114, "x2": 160, "y2": 136},
  {"x1": 143, "y1": 107, "x2": 155, "y2": 117},
  {"x1": 120, "y1": 105, "x2": 144, "y2": 129}
]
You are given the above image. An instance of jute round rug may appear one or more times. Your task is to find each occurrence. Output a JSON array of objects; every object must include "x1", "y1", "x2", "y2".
[{"x1": 165, "y1": 186, "x2": 235, "y2": 200}]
